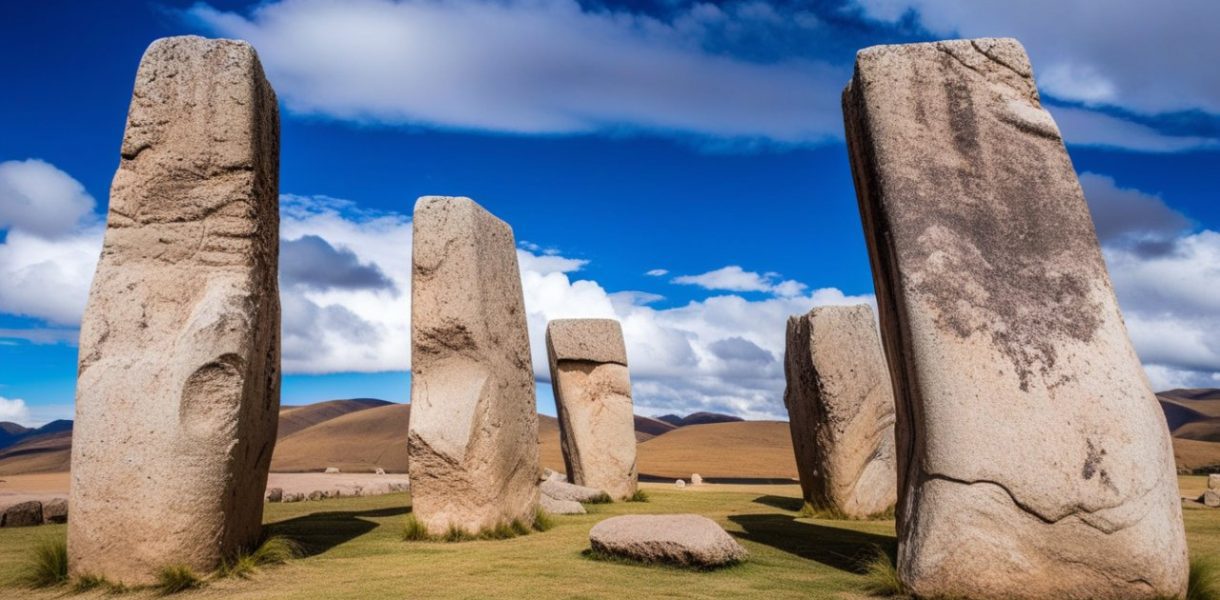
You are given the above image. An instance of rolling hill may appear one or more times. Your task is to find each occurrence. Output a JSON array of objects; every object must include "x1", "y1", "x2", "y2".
[
  {"x1": 637, "y1": 420, "x2": 796, "y2": 480},
  {"x1": 1158, "y1": 389, "x2": 1220, "y2": 451},
  {"x1": 277, "y1": 398, "x2": 392, "y2": 439},
  {"x1": 5, "y1": 389, "x2": 1219, "y2": 477}
]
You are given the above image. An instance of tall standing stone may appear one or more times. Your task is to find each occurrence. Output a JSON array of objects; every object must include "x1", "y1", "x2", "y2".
[
  {"x1": 546, "y1": 319, "x2": 638, "y2": 500},
  {"x1": 408, "y1": 196, "x2": 540, "y2": 535},
  {"x1": 69, "y1": 36, "x2": 280, "y2": 585},
  {"x1": 843, "y1": 38, "x2": 1186, "y2": 598},
  {"x1": 783, "y1": 304, "x2": 896, "y2": 518}
]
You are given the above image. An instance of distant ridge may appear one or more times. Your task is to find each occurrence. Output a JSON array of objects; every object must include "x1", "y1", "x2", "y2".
[
  {"x1": 657, "y1": 412, "x2": 744, "y2": 427},
  {"x1": 0, "y1": 419, "x2": 74, "y2": 452}
]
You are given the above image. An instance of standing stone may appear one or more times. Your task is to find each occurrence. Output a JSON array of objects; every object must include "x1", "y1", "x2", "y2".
[
  {"x1": 546, "y1": 319, "x2": 638, "y2": 500},
  {"x1": 843, "y1": 38, "x2": 1187, "y2": 598},
  {"x1": 68, "y1": 36, "x2": 280, "y2": 585},
  {"x1": 407, "y1": 196, "x2": 540, "y2": 536},
  {"x1": 691, "y1": 473, "x2": 703, "y2": 486},
  {"x1": 783, "y1": 304, "x2": 897, "y2": 519}
]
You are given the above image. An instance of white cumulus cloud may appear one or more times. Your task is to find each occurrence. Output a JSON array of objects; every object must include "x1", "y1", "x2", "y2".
[
  {"x1": 0, "y1": 159, "x2": 104, "y2": 326},
  {"x1": 0, "y1": 396, "x2": 32, "y2": 425}
]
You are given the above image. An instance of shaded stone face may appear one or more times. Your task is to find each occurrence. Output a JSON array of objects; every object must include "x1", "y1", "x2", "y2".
[
  {"x1": 843, "y1": 37, "x2": 1187, "y2": 598},
  {"x1": 407, "y1": 196, "x2": 540, "y2": 536},
  {"x1": 783, "y1": 304, "x2": 896, "y2": 518},
  {"x1": 546, "y1": 319, "x2": 638, "y2": 500},
  {"x1": 68, "y1": 36, "x2": 280, "y2": 585}
]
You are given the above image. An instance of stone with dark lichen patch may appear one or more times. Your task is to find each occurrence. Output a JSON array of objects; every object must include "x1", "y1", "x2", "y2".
[{"x1": 843, "y1": 37, "x2": 1186, "y2": 599}]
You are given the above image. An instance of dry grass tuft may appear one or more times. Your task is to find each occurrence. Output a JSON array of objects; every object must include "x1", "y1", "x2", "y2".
[
  {"x1": 154, "y1": 564, "x2": 203, "y2": 595},
  {"x1": 18, "y1": 539, "x2": 67, "y2": 588}
]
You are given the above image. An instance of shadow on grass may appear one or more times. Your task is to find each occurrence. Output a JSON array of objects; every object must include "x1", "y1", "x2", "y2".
[
  {"x1": 264, "y1": 506, "x2": 410, "y2": 557},
  {"x1": 728, "y1": 514, "x2": 895, "y2": 574},
  {"x1": 752, "y1": 495, "x2": 805, "y2": 512}
]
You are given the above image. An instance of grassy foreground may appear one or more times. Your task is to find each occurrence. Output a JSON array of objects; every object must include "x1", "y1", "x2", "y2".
[{"x1": 2, "y1": 478, "x2": 1219, "y2": 599}]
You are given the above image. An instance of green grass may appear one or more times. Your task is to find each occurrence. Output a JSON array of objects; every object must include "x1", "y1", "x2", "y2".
[
  {"x1": 154, "y1": 564, "x2": 203, "y2": 595},
  {"x1": 219, "y1": 536, "x2": 302, "y2": 579},
  {"x1": 799, "y1": 501, "x2": 896, "y2": 521},
  {"x1": 72, "y1": 573, "x2": 128, "y2": 594},
  {"x1": 1188, "y1": 555, "x2": 1220, "y2": 600},
  {"x1": 859, "y1": 546, "x2": 906, "y2": 598},
  {"x1": 626, "y1": 489, "x2": 650, "y2": 503},
  {"x1": 583, "y1": 492, "x2": 613, "y2": 505},
  {"x1": 17, "y1": 538, "x2": 68, "y2": 588},
  {"x1": 4, "y1": 479, "x2": 1220, "y2": 598}
]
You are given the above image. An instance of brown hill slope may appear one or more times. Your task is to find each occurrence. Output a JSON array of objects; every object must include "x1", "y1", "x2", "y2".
[
  {"x1": 0, "y1": 430, "x2": 72, "y2": 476},
  {"x1": 277, "y1": 398, "x2": 392, "y2": 439},
  {"x1": 636, "y1": 421, "x2": 796, "y2": 480},
  {"x1": 273, "y1": 403, "x2": 567, "y2": 474},
  {"x1": 1174, "y1": 438, "x2": 1220, "y2": 473},
  {"x1": 272, "y1": 403, "x2": 411, "y2": 472}
]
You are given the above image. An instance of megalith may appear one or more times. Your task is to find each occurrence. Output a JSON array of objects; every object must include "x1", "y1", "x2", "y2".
[
  {"x1": 68, "y1": 36, "x2": 280, "y2": 585},
  {"x1": 407, "y1": 196, "x2": 540, "y2": 535},
  {"x1": 783, "y1": 304, "x2": 897, "y2": 518},
  {"x1": 546, "y1": 319, "x2": 638, "y2": 500},
  {"x1": 843, "y1": 38, "x2": 1187, "y2": 598}
]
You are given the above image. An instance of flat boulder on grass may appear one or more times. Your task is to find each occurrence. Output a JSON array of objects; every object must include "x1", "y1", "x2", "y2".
[
  {"x1": 2, "y1": 501, "x2": 45, "y2": 527},
  {"x1": 589, "y1": 515, "x2": 745, "y2": 568},
  {"x1": 540, "y1": 493, "x2": 586, "y2": 515},
  {"x1": 541, "y1": 479, "x2": 607, "y2": 503}
]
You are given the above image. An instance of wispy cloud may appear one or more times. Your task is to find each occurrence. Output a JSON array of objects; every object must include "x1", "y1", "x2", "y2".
[
  {"x1": 854, "y1": 0, "x2": 1220, "y2": 152},
  {"x1": 187, "y1": 0, "x2": 846, "y2": 147},
  {"x1": 672, "y1": 265, "x2": 806, "y2": 297}
]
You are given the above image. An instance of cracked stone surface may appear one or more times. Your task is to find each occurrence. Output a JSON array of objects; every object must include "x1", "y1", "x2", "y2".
[
  {"x1": 783, "y1": 304, "x2": 896, "y2": 518},
  {"x1": 407, "y1": 196, "x2": 540, "y2": 536},
  {"x1": 843, "y1": 37, "x2": 1186, "y2": 598},
  {"x1": 68, "y1": 36, "x2": 280, "y2": 586},
  {"x1": 546, "y1": 319, "x2": 638, "y2": 500}
]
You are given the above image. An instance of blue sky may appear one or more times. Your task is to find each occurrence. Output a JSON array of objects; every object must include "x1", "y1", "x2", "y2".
[{"x1": 1, "y1": 0, "x2": 1218, "y2": 426}]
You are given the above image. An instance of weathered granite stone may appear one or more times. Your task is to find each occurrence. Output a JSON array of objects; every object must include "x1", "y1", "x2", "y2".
[
  {"x1": 541, "y1": 478, "x2": 608, "y2": 503},
  {"x1": 1209, "y1": 474, "x2": 1220, "y2": 491},
  {"x1": 375, "y1": 468, "x2": 386, "y2": 475},
  {"x1": 68, "y1": 36, "x2": 280, "y2": 586},
  {"x1": 589, "y1": 515, "x2": 746, "y2": 567},
  {"x1": 43, "y1": 498, "x2": 69, "y2": 524},
  {"x1": 546, "y1": 319, "x2": 637, "y2": 500},
  {"x1": 265, "y1": 488, "x2": 283, "y2": 503},
  {"x1": 1206, "y1": 490, "x2": 1220, "y2": 509},
  {"x1": 540, "y1": 493, "x2": 586, "y2": 515},
  {"x1": 2, "y1": 501, "x2": 44, "y2": 527},
  {"x1": 691, "y1": 474, "x2": 703, "y2": 486},
  {"x1": 407, "y1": 196, "x2": 540, "y2": 536},
  {"x1": 843, "y1": 37, "x2": 1187, "y2": 598},
  {"x1": 783, "y1": 304, "x2": 897, "y2": 518}
]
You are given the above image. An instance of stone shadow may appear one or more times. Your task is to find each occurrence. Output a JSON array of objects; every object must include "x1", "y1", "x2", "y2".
[
  {"x1": 264, "y1": 505, "x2": 410, "y2": 557},
  {"x1": 728, "y1": 513, "x2": 895, "y2": 574},
  {"x1": 752, "y1": 494, "x2": 805, "y2": 512}
]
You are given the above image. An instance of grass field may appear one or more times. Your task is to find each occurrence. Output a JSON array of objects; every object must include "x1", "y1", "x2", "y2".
[{"x1": 2, "y1": 478, "x2": 1218, "y2": 599}]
